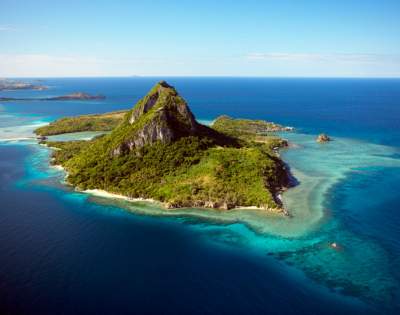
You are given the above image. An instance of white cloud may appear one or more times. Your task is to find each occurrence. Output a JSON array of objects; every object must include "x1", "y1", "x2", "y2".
[
  {"x1": 0, "y1": 54, "x2": 104, "y2": 77},
  {"x1": 0, "y1": 54, "x2": 162, "y2": 77},
  {"x1": 1, "y1": 52, "x2": 399, "y2": 77},
  {"x1": 0, "y1": 26, "x2": 16, "y2": 32},
  {"x1": 0, "y1": 53, "x2": 202, "y2": 77}
]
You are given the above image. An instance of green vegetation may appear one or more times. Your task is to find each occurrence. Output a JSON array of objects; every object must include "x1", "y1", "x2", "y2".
[
  {"x1": 47, "y1": 140, "x2": 88, "y2": 165},
  {"x1": 45, "y1": 81, "x2": 291, "y2": 211},
  {"x1": 212, "y1": 115, "x2": 289, "y2": 149},
  {"x1": 35, "y1": 110, "x2": 127, "y2": 136},
  {"x1": 212, "y1": 115, "x2": 291, "y2": 138}
]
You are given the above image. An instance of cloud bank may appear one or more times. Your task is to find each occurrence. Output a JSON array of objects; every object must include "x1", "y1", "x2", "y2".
[{"x1": 0, "y1": 52, "x2": 399, "y2": 77}]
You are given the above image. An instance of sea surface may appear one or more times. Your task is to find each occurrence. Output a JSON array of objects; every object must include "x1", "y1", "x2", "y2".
[{"x1": 0, "y1": 77, "x2": 399, "y2": 314}]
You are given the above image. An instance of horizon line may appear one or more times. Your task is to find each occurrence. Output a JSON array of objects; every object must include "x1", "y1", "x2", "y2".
[{"x1": 2, "y1": 75, "x2": 400, "y2": 79}]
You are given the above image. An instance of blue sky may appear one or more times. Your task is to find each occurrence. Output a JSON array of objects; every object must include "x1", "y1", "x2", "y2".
[{"x1": 1, "y1": 0, "x2": 400, "y2": 77}]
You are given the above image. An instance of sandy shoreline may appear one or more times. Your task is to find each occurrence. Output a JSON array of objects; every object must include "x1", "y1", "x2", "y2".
[
  {"x1": 84, "y1": 188, "x2": 285, "y2": 213},
  {"x1": 84, "y1": 189, "x2": 160, "y2": 205},
  {"x1": 49, "y1": 162, "x2": 165, "y2": 206},
  {"x1": 50, "y1": 164, "x2": 64, "y2": 171},
  {"x1": 51, "y1": 163, "x2": 285, "y2": 213}
]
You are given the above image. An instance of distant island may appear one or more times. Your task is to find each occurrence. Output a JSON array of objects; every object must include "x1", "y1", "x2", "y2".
[
  {"x1": 0, "y1": 79, "x2": 48, "y2": 91},
  {"x1": 39, "y1": 81, "x2": 294, "y2": 213},
  {"x1": 50, "y1": 92, "x2": 106, "y2": 100},
  {"x1": 0, "y1": 92, "x2": 106, "y2": 102}
]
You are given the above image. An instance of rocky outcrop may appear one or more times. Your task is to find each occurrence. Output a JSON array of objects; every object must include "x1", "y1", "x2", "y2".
[
  {"x1": 111, "y1": 81, "x2": 237, "y2": 156},
  {"x1": 111, "y1": 116, "x2": 175, "y2": 155},
  {"x1": 128, "y1": 81, "x2": 197, "y2": 129},
  {"x1": 317, "y1": 133, "x2": 331, "y2": 143}
]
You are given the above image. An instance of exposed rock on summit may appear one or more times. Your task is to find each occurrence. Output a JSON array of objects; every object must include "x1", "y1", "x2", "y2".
[{"x1": 111, "y1": 80, "x2": 236, "y2": 156}]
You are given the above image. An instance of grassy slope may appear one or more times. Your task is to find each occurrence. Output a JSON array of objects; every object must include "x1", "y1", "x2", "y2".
[{"x1": 35, "y1": 110, "x2": 127, "y2": 136}]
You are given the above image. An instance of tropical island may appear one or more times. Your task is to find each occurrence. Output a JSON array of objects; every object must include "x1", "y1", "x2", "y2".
[
  {"x1": 50, "y1": 92, "x2": 106, "y2": 100},
  {"x1": 0, "y1": 92, "x2": 105, "y2": 102},
  {"x1": 39, "y1": 81, "x2": 294, "y2": 213}
]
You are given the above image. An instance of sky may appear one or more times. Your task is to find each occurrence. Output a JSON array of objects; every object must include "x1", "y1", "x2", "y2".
[{"x1": 1, "y1": 0, "x2": 400, "y2": 77}]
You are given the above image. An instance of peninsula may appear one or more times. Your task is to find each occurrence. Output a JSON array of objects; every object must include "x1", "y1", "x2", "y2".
[
  {"x1": 35, "y1": 110, "x2": 126, "y2": 136},
  {"x1": 42, "y1": 81, "x2": 293, "y2": 213}
]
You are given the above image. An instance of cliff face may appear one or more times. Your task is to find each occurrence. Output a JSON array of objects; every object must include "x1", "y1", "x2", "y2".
[
  {"x1": 111, "y1": 80, "x2": 235, "y2": 156},
  {"x1": 128, "y1": 81, "x2": 196, "y2": 129}
]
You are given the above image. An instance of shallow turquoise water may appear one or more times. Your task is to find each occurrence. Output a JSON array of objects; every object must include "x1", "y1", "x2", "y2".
[{"x1": 7, "y1": 115, "x2": 398, "y2": 310}]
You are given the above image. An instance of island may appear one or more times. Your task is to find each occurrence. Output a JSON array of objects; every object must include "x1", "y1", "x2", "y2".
[
  {"x1": 0, "y1": 78, "x2": 48, "y2": 91},
  {"x1": 41, "y1": 81, "x2": 294, "y2": 213},
  {"x1": 0, "y1": 92, "x2": 106, "y2": 102},
  {"x1": 49, "y1": 92, "x2": 106, "y2": 101}
]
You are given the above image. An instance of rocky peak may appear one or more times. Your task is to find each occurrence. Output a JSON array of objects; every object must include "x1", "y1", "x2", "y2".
[
  {"x1": 128, "y1": 81, "x2": 193, "y2": 126},
  {"x1": 111, "y1": 81, "x2": 232, "y2": 156}
]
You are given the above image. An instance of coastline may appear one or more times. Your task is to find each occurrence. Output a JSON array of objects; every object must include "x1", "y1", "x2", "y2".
[
  {"x1": 29, "y1": 128, "x2": 400, "y2": 305},
  {"x1": 43, "y1": 125, "x2": 399, "y2": 238},
  {"x1": 84, "y1": 189, "x2": 161, "y2": 205},
  {"x1": 47, "y1": 153, "x2": 289, "y2": 215},
  {"x1": 53, "y1": 130, "x2": 400, "y2": 237},
  {"x1": 83, "y1": 181, "x2": 288, "y2": 215},
  {"x1": 85, "y1": 187, "x2": 288, "y2": 214},
  {"x1": 41, "y1": 130, "x2": 291, "y2": 216},
  {"x1": 42, "y1": 130, "x2": 383, "y2": 238}
]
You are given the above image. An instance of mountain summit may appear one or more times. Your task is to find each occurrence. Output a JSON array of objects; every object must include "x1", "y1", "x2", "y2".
[{"x1": 111, "y1": 81, "x2": 235, "y2": 155}]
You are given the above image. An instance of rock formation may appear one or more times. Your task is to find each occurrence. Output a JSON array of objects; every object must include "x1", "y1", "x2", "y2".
[
  {"x1": 111, "y1": 81, "x2": 236, "y2": 156},
  {"x1": 317, "y1": 133, "x2": 331, "y2": 143}
]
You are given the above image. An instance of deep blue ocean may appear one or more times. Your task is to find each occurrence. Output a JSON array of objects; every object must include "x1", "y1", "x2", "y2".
[{"x1": 0, "y1": 78, "x2": 399, "y2": 314}]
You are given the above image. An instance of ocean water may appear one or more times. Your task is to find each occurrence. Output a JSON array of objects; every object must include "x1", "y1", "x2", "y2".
[{"x1": 0, "y1": 78, "x2": 399, "y2": 314}]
